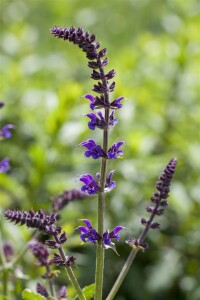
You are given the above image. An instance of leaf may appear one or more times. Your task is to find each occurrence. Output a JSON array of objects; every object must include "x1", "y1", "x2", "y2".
[
  {"x1": 73, "y1": 283, "x2": 95, "y2": 300},
  {"x1": 22, "y1": 289, "x2": 46, "y2": 300},
  {"x1": 82, "y1": 283, "x2": 95, "y2": 300}
]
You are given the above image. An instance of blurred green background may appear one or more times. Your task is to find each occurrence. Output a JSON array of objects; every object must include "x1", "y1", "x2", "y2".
[{"x1": 0, "y1": 0, "x2": 200, "y2": 299}]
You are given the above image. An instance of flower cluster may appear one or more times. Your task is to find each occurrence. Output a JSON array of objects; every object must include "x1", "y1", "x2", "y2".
[
  {"x1": 77, "y1": 219, "x2": 125, "y2": 251},
  {"x1": 0, "y1": 102, "x2": 15, "y2": 173},
  {"x1": 28, "y1": 239, "x2": 51, "y2": 267},
  {"x1": 127, "y1": 158, "x2": 177, "y2": 250},
  {"x1": 50, "y1": 26, "x2": 124, "y2": 195},
  {"x1": 5, "y1": 209, "x2": 76, "y2": 268},
  {"x1": 81, "y1": 139, "x2": 124, "y2": 160},
  {"x1": 79, "y1": 171, "x2": 116, "y2": 195},
  {"x1": 37, "y1": 283, "x2": 67, "y2": 299},
  {"x1": 52, "y1": 188, "x2": 87, "y2": 212},
  {"x1": 4, "y1": 209, "x2": 59, "y2": 235}
]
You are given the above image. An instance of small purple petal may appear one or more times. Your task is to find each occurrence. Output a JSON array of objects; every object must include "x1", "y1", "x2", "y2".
[
  {"x1": 0, "y1": 158, "x2": 10, "y2": 173},
  {"x1": 85, "y1": 94, "x2": 95, "y2": 101},
  {"x1": 82, "y1": 219, "x2": 92, "y2": 229},
  {"x1": 0, "y1": 124, "x2": 15, "y2": 139}
]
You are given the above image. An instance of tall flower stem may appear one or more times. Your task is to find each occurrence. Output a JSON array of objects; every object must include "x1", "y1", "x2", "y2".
[{"x1": 95, "y1": 60, "x2": 110, "y2": 299}]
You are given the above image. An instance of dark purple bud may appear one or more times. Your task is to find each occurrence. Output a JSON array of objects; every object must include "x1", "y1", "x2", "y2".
[
  {"x1": 150, "y1": 222, "x2": 160, "y2": 229},
  {"x1": 101, "y1": 57, "x2": 109, "y2": 67},
  {"x1": 141, "y1": 218, "x2": 147, "y2": 226},
  {"x1": 58, "y1": 232, "x2": 67, "y2": 244},
  {"x1": 92, "y1": 82, "x2": 108, "y2": 94},
  {"x1": 0, "y1": 158, "x2": 10, "y2": 173},
  {"x1": 50, "y1": 253, "x2": 76, "y2": 266},
  {"x1": 105, "y1": 69, "x2": 116, "y2": 80},
  {"x1": 0, "y1": 102, "x2": 4, "y2": 108},
  {"x1": 109, "y1": 81, "x2": 116, "y2": 92},
  {"x1": 36, "y1": 283, "x2": 49, "y2": 298},
  {"x1": 98, "y1": 48, "x2": 107, "y2": 58},
  {"x1": 91, "y1": 70, "x2": 102, "y2": 80},
  {"x1": 45, "y1": 240, "x2": 59, "y2": 249},
  {"x1": 28, "y1": 240, "x2": 50, "y2": 266},
  {"x1": 3, "y1": 241, "x2": 15, "y2": 261},
  {"x1": 59, "y1": 286, "x2": 67, "y2": 299},
  {"x1": 52, "y1": 188, "x2": 87, "y2": 212}
]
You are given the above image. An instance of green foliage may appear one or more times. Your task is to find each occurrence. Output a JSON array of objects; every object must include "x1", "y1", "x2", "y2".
[
  {"x1": 0, "y1": 0, "x2": 199, "y2": 299},
  {"x1": 22, "y1": 289, "x2": 46, "y2": 300}
]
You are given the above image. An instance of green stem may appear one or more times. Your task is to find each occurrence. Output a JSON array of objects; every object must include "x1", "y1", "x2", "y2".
[
  {"x1": 105, "y1": 248, "x2": 139, "y2": 300},
  {"x1": 46, "y1": 264, "x2": 57, "y2": 298},
  {"x1": 94, "y1": 56, "x2": 110, "y2": 300},
  {"x1": 54, "y1": 236, "x2": 86, "y2": 300},
  {"x1": 106, "y1": 200, "x2": 159, "y2": 300}
]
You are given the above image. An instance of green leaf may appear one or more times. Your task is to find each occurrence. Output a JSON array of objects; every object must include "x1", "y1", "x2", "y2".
[
  {"x1": 22, "y1": 289, "x2": 46, "y2": 300},
  {"x1": 83, "y1": 283, "x2": 95, "y2": 300},
  {"x1": 73, "y1": 283, "x2": 95, "y2": 300}
]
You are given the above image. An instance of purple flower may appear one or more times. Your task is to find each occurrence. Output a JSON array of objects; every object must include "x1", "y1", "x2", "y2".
[
  {"x1": 79, "y1": 174, "x2": 100, "y2": 195},
  {"x1": 103, "y1": 226, "x2": 125, "y2": 246},
  {"x1": 85, "y1": 94, "x2": 106, "y2": 110},
  {"x1": 28, "y1": 239, "x2": 50, "y2": 266},
  {"x1": 108, "y1": 111, "x2": 118, "y2": 127},
  {"x1": 36, "y1": 283, "x2": 49, "y2": 298},
  {"x1": 0, "y1": 124, "x2": 15, "y2": 139},
  {"x1": 110, "y1": 96, "x2": 124, "y2": 109},
  {"x1": 81, "y1": 139, "x2": 106, "y2": 159},
  {"x1": 0, "y1": 158, "x2": 10, "y2": 173},
  {"x1": 85, "y1": 111, "x2": 118, "y2": 130},
  {"x1": 59, "y1": 286, "x2": 67, "y2": 299},
  {"x1": 107, "y1": 141, "x2": 124, "y2": 159},
  {"x1": 77, "y1": 220, "x2": 125, "y2": 252},
  {"x1": 0, "y1": 102, "x2": 4, "y2": 108},
  {"x1": 3, "y1": 241, "x2": 15, "y2": 262},
  {"x1": 104, "y1": 170, "x2": 116, "y2": 192},
  {"x1": 85, "y1": 111, "x2": 106, "y2": 130},
  {"x1": 77, "y1": 219, "x2": 101, "y2": 244}
]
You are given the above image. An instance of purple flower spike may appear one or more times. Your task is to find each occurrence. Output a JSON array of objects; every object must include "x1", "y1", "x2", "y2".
[
  {"x1": 79, "y1": 174, "x2": 101, "y2": 194},
  {"x1": 0, "y1": 158, "x2": 10, "y2": 173},
  {"x1": 107, "y1": 141, "x2": 124, "y2": 159},
  {"x1": 81, "y1": 139, "x2": 106, "y2": 159},
  {"x1": 110, "y1": 96, "x2": 124, "y2": 109},
  {"x1": 37, "y1": 283, "x2": 49, "y2": 299},
  {"x1": 0, "y1": 124, "x2": 15, "y2": 139},
  {"x1": 104, "y1": 170, "x2": 116, "y2": 192},
  {"x1": 77, "y1": 219, "x2": 101, "y2": 244}
]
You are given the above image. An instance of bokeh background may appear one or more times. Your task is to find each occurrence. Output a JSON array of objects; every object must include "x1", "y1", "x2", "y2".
[{"x1": 0, "y1": 0, "x2": 200, "y2": 299}]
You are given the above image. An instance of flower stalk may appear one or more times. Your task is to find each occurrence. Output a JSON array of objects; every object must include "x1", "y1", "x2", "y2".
[{"x1": 106, "y1": 158, "x2": 177, "y2": 300}]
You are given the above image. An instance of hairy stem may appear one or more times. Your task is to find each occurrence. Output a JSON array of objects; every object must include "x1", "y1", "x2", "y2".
[
  {"x1": 106, "y1": 248, "x2": 139, "y2": 300},
  {"x1": 54, "y1": 235, "x2": 86, "y2": 300},
  {"x1": 95, "y1": 59, "x2": 110, "y2": 300}
]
